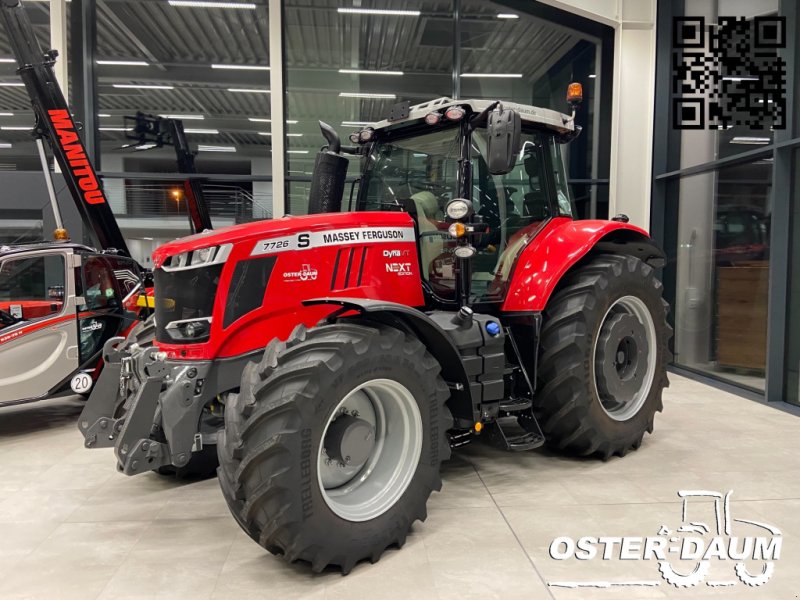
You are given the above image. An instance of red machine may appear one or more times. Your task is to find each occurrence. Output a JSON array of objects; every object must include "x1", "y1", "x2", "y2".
[{"x1": 81, "y1": 89, "x2": 672, "y2": 574}]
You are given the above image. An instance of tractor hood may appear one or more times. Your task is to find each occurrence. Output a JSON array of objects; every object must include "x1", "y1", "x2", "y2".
[{"x1": 152, "y1": 211, "x2": 417, "y2": 269}]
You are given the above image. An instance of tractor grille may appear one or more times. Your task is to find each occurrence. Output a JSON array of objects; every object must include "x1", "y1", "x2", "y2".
[{"x1": 154, "y1": 264, "x2": 222, "y2": 344}]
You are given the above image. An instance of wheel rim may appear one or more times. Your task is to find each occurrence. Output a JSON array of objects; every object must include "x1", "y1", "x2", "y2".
[
  {"x1": 317, "y1": 378, "x2": 422, "y2": 522},
  {"x1": 592, "y1": 295, "x2": 657, "y2": 421}
]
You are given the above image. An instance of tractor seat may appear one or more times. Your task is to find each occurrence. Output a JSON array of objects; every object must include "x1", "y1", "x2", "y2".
[{"x1": 410, "y1": 191, "x2": 444, "y2": 279}]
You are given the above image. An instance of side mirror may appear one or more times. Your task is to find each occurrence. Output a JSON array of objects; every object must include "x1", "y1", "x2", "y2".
[{"x1": 486, "y1": 107, "x2": 521, "y2": 175}]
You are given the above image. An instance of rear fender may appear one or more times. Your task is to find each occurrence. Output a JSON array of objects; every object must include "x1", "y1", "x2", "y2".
[
  {"x1": 303, "y1": 298, "x2": 474, "y2": 424},
  {"x1": 502, "y1": 218, "x2": 665, "y2": 312}
]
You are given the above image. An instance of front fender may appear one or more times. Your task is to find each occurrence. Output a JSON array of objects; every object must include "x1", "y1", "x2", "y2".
[
  {"x1": 501, "y1": 218, "x2": 664, "y2": 312},
  {"x1": 303, "y1": 297, "x2": 474, "y2": 423}
]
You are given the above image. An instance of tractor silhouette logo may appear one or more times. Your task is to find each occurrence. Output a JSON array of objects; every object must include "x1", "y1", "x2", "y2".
[
  {"x1": 547, "y1": 490, "x2": 782, "y2": 590},
  {"x1": 657, "y1": 490, "x2": 781, "y2": 588},
  {"x1": 282, "y1": 264, "x2": 318, "y2": 282}
]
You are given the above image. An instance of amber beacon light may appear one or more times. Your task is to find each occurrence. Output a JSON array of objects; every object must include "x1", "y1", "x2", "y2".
[{"x1": 566, "y1": 82, "x2": 583, "y2": 106}]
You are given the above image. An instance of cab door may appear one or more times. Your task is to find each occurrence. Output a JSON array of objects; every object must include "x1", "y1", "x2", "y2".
[
  {"x1": 0, "y1": 250, "x2": 79, "y2": 404},
  {"x1": 77, "y1": 254, "x2": 130, "y2": 364}
]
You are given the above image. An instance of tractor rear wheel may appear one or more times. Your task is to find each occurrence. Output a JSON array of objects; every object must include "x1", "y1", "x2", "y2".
[
  {"x1": 217, "y1": 321, "x2": 451, "y2": 574},
  {"x1": 535, "y1": 254, "x2": 671, "y2": 459}
]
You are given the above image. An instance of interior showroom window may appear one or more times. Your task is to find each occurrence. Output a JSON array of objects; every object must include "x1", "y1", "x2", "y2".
[{"x1": 93, "y1": 0, "x2": 271, "y2": 262}]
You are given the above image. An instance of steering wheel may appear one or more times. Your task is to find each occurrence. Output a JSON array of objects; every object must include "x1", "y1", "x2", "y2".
[{"x1": 0, "y1": 308, "x2": 19, "y2": 326}]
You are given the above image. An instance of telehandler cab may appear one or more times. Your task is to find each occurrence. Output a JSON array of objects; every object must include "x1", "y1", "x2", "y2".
[{"x1": 80, "y1": 86, "x2": 672, "y2": 574}]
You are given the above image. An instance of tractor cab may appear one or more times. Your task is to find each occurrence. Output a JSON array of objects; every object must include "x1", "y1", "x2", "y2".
[
  {"x1": 0, "y1": 242, "x2": 145, "y2": 405},
  {"x1": 346, "y1": 96, "x2": 581, "y2": 307}
]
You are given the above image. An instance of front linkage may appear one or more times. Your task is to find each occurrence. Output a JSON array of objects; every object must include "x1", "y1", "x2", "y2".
[{"x1": 79, "y1": 337, "x2": 212, "y2": 475}]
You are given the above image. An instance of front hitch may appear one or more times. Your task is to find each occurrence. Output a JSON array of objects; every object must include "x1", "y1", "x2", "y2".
[{"x1": 79, "y1": 336, "x2": 215, "y2": 476}]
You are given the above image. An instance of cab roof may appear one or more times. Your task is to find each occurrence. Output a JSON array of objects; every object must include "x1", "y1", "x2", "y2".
[
  {"x1": 368, "y1": 97, "x2": 575, "y2": 135},
  {"x1": 0, "y1": 241, "x2": 95, "y2": 259}
]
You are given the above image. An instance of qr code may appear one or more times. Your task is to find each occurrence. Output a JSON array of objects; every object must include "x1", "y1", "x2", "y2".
[{"x1": 672, "y1": 16, "x2": 786, "y2": 130}]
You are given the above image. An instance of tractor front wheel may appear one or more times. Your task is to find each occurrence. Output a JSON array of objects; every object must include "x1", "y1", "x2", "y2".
[
  {"x1": 217, "y1": 322, "x2": 451, "y2": 574},
  {"x1": 535, "y1": 254, "x2": 671, "y2": 459}
]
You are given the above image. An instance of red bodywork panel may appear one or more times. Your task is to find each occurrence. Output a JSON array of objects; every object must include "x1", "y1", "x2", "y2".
[
  {"x1": 153, "y1": 212, "x2": 424, "y2": 360},
  {"x1": 501, "y1": 217, "x2": 652, "y2": 312}
]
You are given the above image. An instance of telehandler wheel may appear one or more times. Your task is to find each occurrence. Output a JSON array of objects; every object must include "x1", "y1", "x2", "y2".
[
  {"x1": 535, "y1": 254, "x2": 671, "y2": 459},
  {"x1": 217, "y1": 322, "x2": 451, "y2": 574}
]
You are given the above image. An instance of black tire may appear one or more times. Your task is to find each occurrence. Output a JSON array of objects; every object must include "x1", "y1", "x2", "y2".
[
  {"x1": 535, "y1": 253, "x2": 672, "y2": 459},
  {"x1": 217, "y1": 321, "x2": 451, "y2": 574}
]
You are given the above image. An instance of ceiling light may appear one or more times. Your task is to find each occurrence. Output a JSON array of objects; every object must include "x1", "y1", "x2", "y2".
[
  {"x1": 0, "y1": 126, "x2": 29, "y2": 130},
  {"x1": 460, "y1": 73, "x2": 523, "y2": 78},
  {"x1": 0, "y1": 112, "x2": 13, "y2": 116},
  {"x1": 212, "y1": 64, "x2": 269, "y2": 70},
  {"x1": 730, "y1": 136, "x2": 770, "y2": 145},
  {"x1": 98, "y1": 113, "x2": 111, "y2": 118},
  {"x1": 184, "y1": 128, "x2": 219, "y2": 134},
  {"x1": 99, "y1": 127, "x2": 132, "y2": 131},
  {"x1": 113, "y1": 83, "x2": 174, "y2": 90},
  {"x1": 97, "y1": 60, "x2": 149, "y2": 66},
  {"x1": 337, "y1": 7, "x2": 420, "y2": 16},
  {"x1": 168, "y1": 0, "x2": 256, "y2": 8},
  {"x1": 159, "y1": 113, "x2": 205, "y2": 120},
  {"x1": 588, "y1": 74, "x2": 597, "y2": 78},
  {"x1": 0, "y1": 82, "x2": 24, "y2": 87},
  {"x1": 135, "y1": 143, "x2": 157, "y2": 150},
  {"x1": 287, "y1": 150, "x2": 309, "y2": 154},
  {"x1": 227, "y1": 87, "x2": 269, "y2": 93},
  {"x1": 342, "y1": 121, "x2": 372, "y2": 127},
  {"x1": 0, "y1": 143, "x2": 12, "y2": 148},
  {"x1": 248, "y1": 117, "x2": 298, "y2": 124},
  {"x1": 0, "y1": 58, "x2": 15, "y2": 63},
  {"x1": 338, "y1": 68, "x2": 404, "y2": 76},
  {"x1": 258, "y1": 132, "x2": 302, "y2": 136},
  {"x1": 339, "y1": 92, "x2": 396, "y2": 99},
  {"x1": 198, "y1": 144, "x2": 236, "y2": 152},
  {"x1": 496, "y1": 13, "x2": 519, "y2": 18}
]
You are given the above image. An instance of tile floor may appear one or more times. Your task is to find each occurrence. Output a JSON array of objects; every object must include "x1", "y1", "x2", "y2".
[{"x1": 0, "y1": 375, "x2": 798, "y2": 599}]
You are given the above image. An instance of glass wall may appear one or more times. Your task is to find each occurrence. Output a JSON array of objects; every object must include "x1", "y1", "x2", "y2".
[
  {"x1": 0, "y1": 1, "x2": 52, "y2": 169},
  {"x1": 283, "y1": 0, "x2": 612, "y2": 216},
  {"x1": 654, "y1": 0, "x2": 799, "y2": 401},
  {"x1": 667, "y1": 158, "x2": 772, "y2": 391},
  {"x1": 94, "y1": 0, "x2": 271, "y2": 253}
]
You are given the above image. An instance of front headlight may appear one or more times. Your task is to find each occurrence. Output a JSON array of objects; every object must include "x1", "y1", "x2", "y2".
[
  {"x1": 163, "y1": 243, "x2": 233, "y2": 271},
  {"x1": 165, "y1": 317, "x2": 212, "y2": 342},
  {"x1": 445, "y1": 198, "x2": 472, "y2": 220}
]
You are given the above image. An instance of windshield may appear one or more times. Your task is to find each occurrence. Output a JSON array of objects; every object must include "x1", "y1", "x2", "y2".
[
  {"x1": 0, "y1": 253, "x2": 66, "y2": 324},
  {"x1": 360, "y1": 126, "x2": 461, "y2": 212}
]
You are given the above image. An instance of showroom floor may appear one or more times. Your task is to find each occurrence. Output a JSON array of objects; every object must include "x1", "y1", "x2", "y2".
[{"x1": 0, "y1": 374, "x2": 797, "y2": 600}]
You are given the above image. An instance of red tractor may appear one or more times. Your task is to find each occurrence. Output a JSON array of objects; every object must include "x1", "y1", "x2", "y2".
[{"x1": 80, "y1": 89, "x2": 672, "y2": 573}]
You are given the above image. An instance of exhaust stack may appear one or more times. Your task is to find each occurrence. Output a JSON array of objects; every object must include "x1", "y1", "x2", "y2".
[{"x1": 307, "y1": 121, "x2": 348, "y2": 214}]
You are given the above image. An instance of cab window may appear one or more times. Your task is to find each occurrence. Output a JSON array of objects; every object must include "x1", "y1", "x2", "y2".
[
  {"x1": 82, "y1": 256, "x2": 120, "y2": 310},
  {"x1": 0, "y1": 254, "x2": 66, "y2": 321}
]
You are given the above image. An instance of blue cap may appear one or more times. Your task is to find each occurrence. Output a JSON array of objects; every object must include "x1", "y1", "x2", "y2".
[{"x1": 485, "y1": 322, "x2": 501, "y2": 336}]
